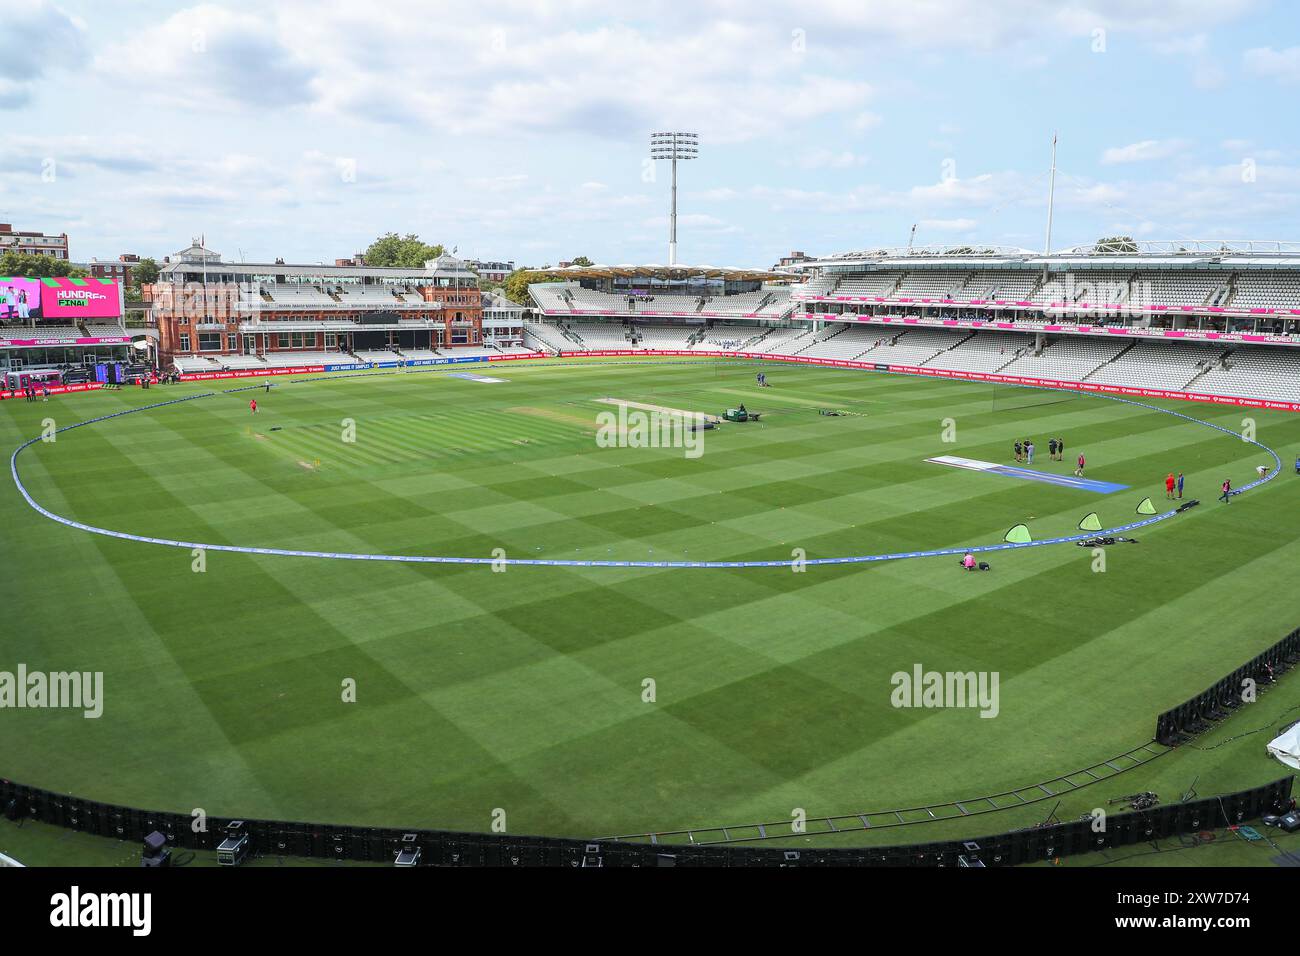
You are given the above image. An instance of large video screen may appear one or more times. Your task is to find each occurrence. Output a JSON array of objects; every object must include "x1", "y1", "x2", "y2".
[
  {"x1": 0, "y1": 277, "x2": 41, "y2": 320},
  {"x1": 0, "y1": 276, "x2": 122, "y2": 320}
]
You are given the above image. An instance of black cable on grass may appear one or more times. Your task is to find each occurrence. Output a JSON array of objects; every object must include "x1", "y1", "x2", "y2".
[
  {"x1": 1187, "y1": 703, "x2": 1300, "y2": 751},
  {"x1": 1080, "y1": 825, "x2": 1300, "y2": 866}
]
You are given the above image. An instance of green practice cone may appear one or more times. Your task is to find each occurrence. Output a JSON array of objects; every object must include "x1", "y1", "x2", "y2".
[
  {"x1": 1136, "y1": 497, "x2": 1157, "y2": 515},
  {"x1": 1078, "y1": 512, "x2": 1102, "y2": 531},
  {"x1": 1004, "y1": 523, "x2": 1032, "y2": 544}
]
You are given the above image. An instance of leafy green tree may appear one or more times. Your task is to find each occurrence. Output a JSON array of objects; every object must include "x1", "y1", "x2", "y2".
[
  {"x1": 501, "y1": 268, "x2": 555, "y2": 305},
  {"x1": 1096, "y1": 235, "x2": 1138, "y2": 253},
  {"x1": 132, "y1": 257, "x2": 160, "y2": 285},
  {"x1": 363, "y1": 233, "x2": 445, "y2": 268},
  {"x1": 570, "y1": 255, "x2": 593, "y2": 267},
  {"x1": 0, "y1": 250, "x2": 86, "y2": 278}
]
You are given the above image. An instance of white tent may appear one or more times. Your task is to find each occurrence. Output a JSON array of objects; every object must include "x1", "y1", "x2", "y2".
[{"x1": 1267, "y1": 723, "x2": 1300, "y2": 770}]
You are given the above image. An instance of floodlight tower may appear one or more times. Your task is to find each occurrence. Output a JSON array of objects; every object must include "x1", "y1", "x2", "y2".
[{"x1": 650, "y1": 132, "x2": 699, "y2": 266}]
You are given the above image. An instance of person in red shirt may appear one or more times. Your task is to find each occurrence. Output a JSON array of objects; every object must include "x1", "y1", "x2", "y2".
[
  {"x1": 1165, "y1": 472, "x2": 1176, "y2": 499},
  {"x1": 250, "y1": 399, "x2": 258, "y2": 414},
  {"x1": 1075, "y1": 452, "x2": 1086, "y2": 477},
  {"x1": 1220, "y1": 478, "x2": 1231, "y2": 503}
]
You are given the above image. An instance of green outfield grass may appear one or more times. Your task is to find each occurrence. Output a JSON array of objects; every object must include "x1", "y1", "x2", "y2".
[{"x1": 2, "y1": 358, "x2": 1298, "y2": 861}]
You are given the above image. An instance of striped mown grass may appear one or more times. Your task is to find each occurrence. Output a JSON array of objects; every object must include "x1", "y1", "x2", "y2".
[{"x1": 2, "y1": 358, "x2": 1298, "y2": 844}]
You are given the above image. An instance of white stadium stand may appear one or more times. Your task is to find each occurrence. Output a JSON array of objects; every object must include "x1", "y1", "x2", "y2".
[
  {"x1": 1186, "y1": 347, "x2": 1300, "y2": 404},
  {"x1": 998, "y1": 337, "x2": 1132, "y2": 381},
  {"x1": 634, "y1": 324, "x2": 697, "y2": 350},
  {"x1": 1084, "y1": 342, "x2": 1226, "y2": 391},
  {"x1": 260, "y1": 351, "x2": 344, "y2": 368},
  {"x1": 138, "y1": 247, "x2": 1300, "y2": 411},
  {"x1": 924, "y1": 332, "x2": 1037, "y2": 373},
  {"x1": 749, "y1": 325, "x2": 815, "y2": 355},
  {"x1": 863, "y1": 328, "x2": 971, "y2": 366},
  {"x1": 567, "y1": 321, "x2": 634, "y2": 349},
  {"x1": 524, "y1": 321, "x2": 571, "y2": 353}
]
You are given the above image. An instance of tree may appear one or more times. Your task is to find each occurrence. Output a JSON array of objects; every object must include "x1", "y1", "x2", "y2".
[
  {"x1": 0, "y1": 250, "x2": 86, "y2": 278},
  {"x1": 133, "y1": 257, "x2": 160, "y2": 285},
  {"x1": 363, "y1": 233, "x2": 445, "y2": 268},
  {"x1": 570, "y1": 255, "x2": 593, "y2": 267},
  {"x1": 501, "y1": 268, "x2": 555, "y2": 305},
  {"x1": 1095, "y1": 235, "x2": 1138, "y2": 253}
]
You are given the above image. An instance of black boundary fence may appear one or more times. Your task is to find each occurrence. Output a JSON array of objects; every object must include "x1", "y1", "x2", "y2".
[
  {"x1": 1, "y1": 775, "x2": 1292, "y2": 867},
  {"x1": 1156, "y1": 628, "x2": 1300, "y2": 746}
]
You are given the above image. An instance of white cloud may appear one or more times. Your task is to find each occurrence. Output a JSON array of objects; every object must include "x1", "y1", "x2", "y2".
[
  {"x1": 919, "y1": 218, "x2": 977, "y2": 231},
  {"x1": 0, "y1": 1, "x2": 87, "y2": 109},
  {"x1": 94, "y1": 4, "x2": 316, "y2": 110},
  {"x1": 1147, "y1": 33, "x2": 1208, "y2": 56},
  {"x1": 1244, "y1": 46, "x2": 1300, "y2": 84},
  {"x1": 466, "y1": 174, "x2": 530, "y2": 193},
  {"x1": 793, "y1": 150, "x2": 869, "y2": 170},
  {"x1": 850, "y1": 112, "x2": 883, "y2": 134},
  {"x1": 1101, "y1": 139, "x2": 1189, "y2": 164},
  {"x1": 4, "y1": 0, "x2": 1291, "y2": 264}
]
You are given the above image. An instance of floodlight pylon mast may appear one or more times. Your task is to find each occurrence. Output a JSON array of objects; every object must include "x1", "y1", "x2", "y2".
[
  {"x1": 671, "y1": 155, "x2": 679, "y2": 264},
  {"x1": 650, "y1": 132, "x2": 699, "y2": 266}
]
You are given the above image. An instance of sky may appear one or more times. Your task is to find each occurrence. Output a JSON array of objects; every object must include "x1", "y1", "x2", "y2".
[{"x1": 2, "y1": 0, "x2": 1299, "y2": 268}]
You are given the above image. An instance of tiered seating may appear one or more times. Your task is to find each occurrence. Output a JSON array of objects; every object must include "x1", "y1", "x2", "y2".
[
  {"x1": 796, "y1": 276, "x2": 840, "y2": 297},
  {"x1": 1189, "y1": 348, "x2": 1300, "y2": 403},
  {"x1": 402, "y1": 349, "x2": 441, "y2": 361},
  {"x1": 1031, "y1": 274, "x2": 1074, "y2": 305},
  {"x1": 567, "y1": 321, "x2": 632, "y2": 349},
  {"x1": 266, "y1": 285, "x2": 337, "y2": 307},
  {"x1": 867, "y1": 328, "x2": 971, "y2": 366},
  {"x1": 8, "y1": 324, "x2": 81, "y2": 342},
  {"x1": 972, "y1": 272, "x2": 1039, "y2": 301},
  {"x1": 217, "y1": 355, "x2": 268, "y2": 370},
  {"x1": 524, "y1": 321, "x2": 570, "y2": 352},
  {"x1": 999, "y1": 337, "x2": 1130, "y2": 382},
  {"x1": 629, "y1": 293, "x2": 702, "y2": 312},
  {"x1": 174, "y1": 356, "x2": 220, "y2": 373},
  {"x1": 634, "y1": 324, "x2": 696, "y2": 349},
  {"x1": 693, "y1": 324, "x2": 765, "y2": 350},
  {"x1": 796, "y1": 324, "x2": 882, "y2": 361},
  {"x1": 337, "y1": 286, "x2": 399, "y2": 301},
  {"x1": 528, "y1": 283, "x2": 578, "y2": 313},
  {"x1": 261, "y1": 351, "x2": 342, "y2": 367},
  {"x1": 564, "y1": 287, "x2": 629, "y2": 313},
  {"x1": 749, "y1": 326, "x2": 814, "y2": 355},
  {"x1": 1230, "y1": 272, "x2": 1300, "y2": 310},
  {"x1": 925, "y1": 332, "x2": 1035, "y2": 373},
  {"x1": 530, "y1": 282, "x2": 795, "y2": 317},
  {"x1": 893, "y1": 272, "x2": 969, "y2": 299},
  {"x1": 84, "y1": 324, "x2": 128, "y2": 336},
  {"x1": 1065, "y1": 272, "x2": 1132, "y2": 306},
  {"x1": 1138, "y1": 272, "x2": 1228, "y2": 309},
  {"x1": 756, "y1": 290, "x2": 795, "y2": 316},
  {"x1": 712, "y1": 291, "x2": 766, "y2": 312},
  {"x1": 835, "y1": 273, "x2": 903, "y2": 296},
  {"x1": 1085, "y1": 341, "x2": 1225, "y2": 391},
  {"x1": 354, "y1": 349, "x2": 402, "y2": 362}
]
